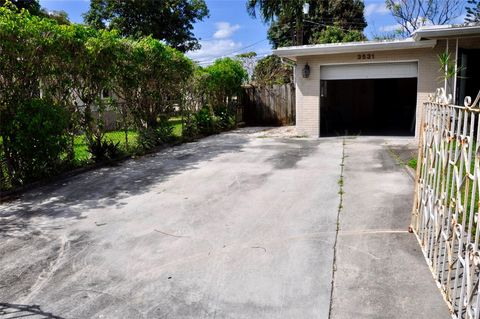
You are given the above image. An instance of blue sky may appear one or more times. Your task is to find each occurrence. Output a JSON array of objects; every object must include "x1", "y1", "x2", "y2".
[{"x1": 37, "y1": 0, "x2": 435, "y2": 63}]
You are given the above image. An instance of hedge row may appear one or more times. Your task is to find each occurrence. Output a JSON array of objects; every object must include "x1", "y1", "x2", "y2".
[{"x1": 0, "y1": 5, "x2": 247, "y2": 189}]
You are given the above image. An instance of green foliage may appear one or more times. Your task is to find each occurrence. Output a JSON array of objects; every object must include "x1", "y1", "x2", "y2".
[
  {"x1": 84, "y1": 0, "x2": 209, "y2": 52},
  {"x1": 136, "y1": 121, "x2": 174, "y2": 151},
  {"x1": 74, "y1": 131, "x2": 140, "y2": 162},
  {"x1": 214, "y1": 107, "x2": 236, "y2": 131},
  {"x1": 408, "y1": 158, "x2": 417, "y2": 170},
  {"x1": 44, "y1": 10, "x2": 69, "y2": 25},
  {"x1": 115, "y1": 36, "x2": 193, "y2": 140},
  {"x1": 182, "y1": 58, "x2": 245, "y2": 139},
  {"x1": 247, "y1": 0, "x2": 367, "y2": 48},
  {"x1": 438, "y1": 52, "x2": 458, "y2": 81},
  {"x1": 0, "y1": 0, "x2": 41, "y2": 16},
  {"x1": 437, "y1": 52, "x2": 465, "y2": 94},
  {"x1": 0, "y1": 99, "x2": 69, "y2": 185},
  {"x1": 195, "y1": 107, "x2": 219, "y2": 135},
  {"x1": 253, "y1": 55, "x2": 293, "y2": 86},
  {"x1": 311, "y1": 25, "x2": 366, "y2": 44},
  {"x1": 0, "y1": 5, "x2": 244, "y2": 189},
  {"x1": 236, "y1": 51, "x2": 257, "y2": 80},
  {"x1": 192, "y1": 106, "x2": 236, "y2": 136},
  {"x1": 466, "y1": 0, "x2": 480, "y2": 23},
  {"x1": 203, "y1": 58, "x2": 248, "y2": 107},
  {"x1": 1, "y1": 0, "x2": 70, "y2": 23},
  {"x1": 87, "y1": 134, "x2": 123, "y2": 163}
]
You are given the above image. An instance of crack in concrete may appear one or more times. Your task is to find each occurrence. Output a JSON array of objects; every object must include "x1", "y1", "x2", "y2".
[{"x1": 328, "y1": 138, "x2": 346, "y2": 319}]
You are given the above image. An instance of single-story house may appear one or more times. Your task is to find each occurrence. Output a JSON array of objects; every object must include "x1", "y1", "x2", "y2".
[{"x1": 273, "y1": 24, "x2": 480, "y2": 137}]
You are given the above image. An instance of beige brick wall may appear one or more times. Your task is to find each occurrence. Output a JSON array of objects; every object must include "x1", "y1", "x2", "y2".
[{"x1": 294, "y1": 41, "x2": 449, "y2": 137}]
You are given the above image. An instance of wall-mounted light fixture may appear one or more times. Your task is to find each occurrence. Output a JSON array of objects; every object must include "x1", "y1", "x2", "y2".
[{"x1": 303, "y1": 63, "x2": 311, "y2": 78}]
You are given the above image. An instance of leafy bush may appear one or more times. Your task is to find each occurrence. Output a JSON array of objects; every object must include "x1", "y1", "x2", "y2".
[
  {"x1": 253, "y1": 55, "x2": 293, "y2": 86},
  {"x1": 190, "y1": 106, "x2": 236, "y2": 136},
  {"x1": 0, "y1": 5, "x2": 247, "y2": 188},
  {"x1": 182, "y1": 113, "x2": 199, "y2": 140},
  {"x1": 116, "y1": 37, "x2": 194, "y2": 132},
  {"x1": 214, "y1": 106, "x2": 236, "y2": 130},
  {"x1": 195, "y1": 107, "x2": 219, "y2": 135},
  {"x1": 203, "y1": 57, "x2": 247, "y2": 107},
  {"x1": 0, "y1": 98, "x2": 69, "y2": 185},
  {"x1": 136, "y1": 118, "x2": 175, "y2": 151},
  {"x1": 87, "y1": 134, "x2": 123, "y2": 163},
  {"x1": 311, "y1": 25, "x2": 366, "y2": 44},
  {"x1": 137, "y1": 128, "x2": 159, "y2": 151}
]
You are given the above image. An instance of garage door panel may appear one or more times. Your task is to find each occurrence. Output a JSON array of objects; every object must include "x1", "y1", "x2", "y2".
[{"x1": 320, "y1": 62, "x2": 418, "y2": 80}]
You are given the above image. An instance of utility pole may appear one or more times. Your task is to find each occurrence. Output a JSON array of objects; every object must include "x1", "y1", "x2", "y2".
[{"x1": 295, "y1": 2, "x2": 310, "y2": 45}]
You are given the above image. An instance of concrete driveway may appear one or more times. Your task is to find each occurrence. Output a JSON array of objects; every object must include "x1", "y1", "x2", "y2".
[{"x1": 0, "y1": 128, "x2": 449, "y2": 318}]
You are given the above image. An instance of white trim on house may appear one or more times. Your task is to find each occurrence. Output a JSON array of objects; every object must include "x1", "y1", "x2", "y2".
[
  {"x1": 273, "y1": 39, "x2": 437, "y2": 59},
  {"x1": 412, "y1": 25, "x2": 480, "y2": 41},
  {"x1": 319, "y1": 62, "x2": 418, "y2": 80}
]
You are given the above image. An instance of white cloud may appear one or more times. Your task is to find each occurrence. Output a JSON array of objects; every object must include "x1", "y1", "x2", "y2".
[
  {"x1": 365, "y1": 3, "x2": 389, "y2": 17},
  {"x1": 379, "y1": 23, "x2": 402, "y2": 32},
  {"x1": 187, "y1": 39, "x2": 243, "y2": 62},
  {"x1": 213, "y1": 22, "x2": 241, "y2": 39}
]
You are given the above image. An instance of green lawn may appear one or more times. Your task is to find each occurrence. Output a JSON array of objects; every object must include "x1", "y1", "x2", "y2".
[
  {"x1": 74, "y1": 117, "x2": 183, "y2": 162},
  {"x1": 74, "y1": 130, "x2": 139, "y2": 162},
  {"x1": 170, "y1": 117, "x2": 183, "y2": 137},
  {"x1": 407, "y1": 158, "x2": 417, "y2": 170}
]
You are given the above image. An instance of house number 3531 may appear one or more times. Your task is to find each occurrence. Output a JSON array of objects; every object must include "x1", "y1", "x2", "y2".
[{"x1": 357, "y1": 53, "x2": 375, "y2": 60}]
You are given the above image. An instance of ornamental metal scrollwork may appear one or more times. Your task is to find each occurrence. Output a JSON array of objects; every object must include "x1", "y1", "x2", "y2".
[
  {"x1": 464, "y1": 90, "x2": 480, "y2": 108},
  {"x1": 412, "y1": 88, "x2": 480, "y2": 318}
]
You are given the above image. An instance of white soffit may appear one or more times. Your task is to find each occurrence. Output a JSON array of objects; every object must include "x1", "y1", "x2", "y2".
[
  {"x1": 320, "y1": 62, "x2": 418, "y2": 80},
  {"x1": 273, "y1": 39, "x2": 437, "y2": 58}
]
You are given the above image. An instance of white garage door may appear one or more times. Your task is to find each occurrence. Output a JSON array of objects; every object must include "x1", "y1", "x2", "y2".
[{"x1": 320, "y1": 62, "x2": 418, "y2": 80}]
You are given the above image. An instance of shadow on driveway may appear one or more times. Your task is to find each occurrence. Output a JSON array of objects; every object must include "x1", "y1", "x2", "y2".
[
  {"x1": 0, "y1": 132, "x2": 250, "y2": 237},
  {"x1": 0, "y1": 303, "x2": 65, "y2": 318}
]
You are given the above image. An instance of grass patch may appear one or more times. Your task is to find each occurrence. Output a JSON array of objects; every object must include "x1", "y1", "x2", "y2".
[
  {"x1": 73, "y1": 118, "x2": 183, "y2": 162},
  {"x1": 407, "y1": 158, "x2": 417, "y2": 170},
  {"x1": 73, "y1": 130, "x2": 139, "y2": 162},
  {"x1": 170, "y1": 117, "x2": 183, "y2": 137}
]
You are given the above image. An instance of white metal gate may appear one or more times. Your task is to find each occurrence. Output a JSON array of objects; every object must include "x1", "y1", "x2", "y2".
[{"x1": 412, "y1": 88, "x2": 480, "y2": 318}]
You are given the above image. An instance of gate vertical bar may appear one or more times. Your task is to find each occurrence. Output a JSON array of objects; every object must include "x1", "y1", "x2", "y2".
[{"x1": 412, "y1": 88, "x2": 480, "y2": 318}]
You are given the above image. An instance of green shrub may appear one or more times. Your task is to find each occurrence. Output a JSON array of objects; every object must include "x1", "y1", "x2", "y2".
[
  {"x1": 182, "y1": 113, "x2": 199, "y2": 140},
  {"x1": 195, "y1": 107, "x2": 219, "y2": 135},
  {"x1": 0, "y1": 98, "x2": 69, "y2": 185},
  {"x1": 214, "y1": 106, "x2": 236, "y2": 130},
  {"x1": 136, "y1": 118, "x2": 175, "y2": 151},
  {"x1": 137, "y1": 128, "x2": 158, "y2": 151},
  {"x1": 87, "y1": 133, "x2": 123, "y2": 163}
]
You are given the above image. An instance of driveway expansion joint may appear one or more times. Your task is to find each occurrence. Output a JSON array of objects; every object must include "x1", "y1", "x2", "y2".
[{"x1": 328, "y1": 138, "x2": 346, "y2": 319}]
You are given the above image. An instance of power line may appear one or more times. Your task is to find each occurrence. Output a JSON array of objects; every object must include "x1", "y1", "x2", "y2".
[
  {"x1": 194, "y1": 38, "x2": 269, "y2": 64},
  {"x1": 303, "y1": 19, "x2": 367, "y2": 30}
]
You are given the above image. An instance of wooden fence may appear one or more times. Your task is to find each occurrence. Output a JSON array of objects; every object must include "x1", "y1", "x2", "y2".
[{"x1": 240, "y1": 84, "x2": 295, "y2": 126}]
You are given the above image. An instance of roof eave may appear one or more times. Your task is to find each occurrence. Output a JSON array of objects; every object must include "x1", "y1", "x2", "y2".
[
  {"x1": 413, "y1": 27, "x2": 480, "y2": 40},
  {"x1": 273, "y1": 39, "x2": 437, "y2": 59}
]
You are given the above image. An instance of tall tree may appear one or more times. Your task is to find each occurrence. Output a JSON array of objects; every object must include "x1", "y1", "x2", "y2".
[
  {"x1": 84, "y1": 0, "x2": 209, "y2": 52},
  {"x1": 1, "y1": 0, "x2": 70, "y2": 23},
  {"x1": 465, "y1": 0, "x2": 480, "y2": 23},
  {"x1": 385, "y1": 0, "x2": 465, "y2": 36},
  {"x1": 236, "y1": 52, "x2": 257, "y2": 81},
  {"x1": 0, "y1": 0, "x2": 41, "y2": 15},
  {"x1": 247, "y1": 0, "x2": 366, "y2": 48}
]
